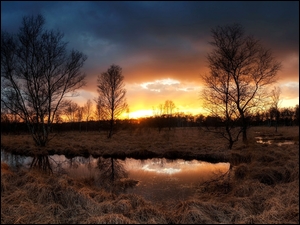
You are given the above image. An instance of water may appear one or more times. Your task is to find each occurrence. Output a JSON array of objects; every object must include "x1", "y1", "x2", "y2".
[
  {"x1": 1, "y1": 150, "x2": 230, "y2": 203},
  {"x1": 255, "y1": 136, "x2": 295, "y2": 146},
  {"x1": 124, "y1": 158, "x2": 229, "y2": 203}
]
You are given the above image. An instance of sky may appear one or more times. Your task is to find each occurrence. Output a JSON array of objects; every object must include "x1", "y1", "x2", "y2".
[{"x1": 1, "y1": 1, "x2": 299, "y2": 119}]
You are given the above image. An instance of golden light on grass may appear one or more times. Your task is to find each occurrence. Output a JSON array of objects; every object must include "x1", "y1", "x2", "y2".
[{"x1": 1, "y1": 126, "x2": 299, "y2": 223}]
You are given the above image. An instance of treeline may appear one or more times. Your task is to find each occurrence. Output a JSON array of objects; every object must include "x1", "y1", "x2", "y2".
[{"x1": 1, "y1": 105, "x2": 298, "y2": 134}]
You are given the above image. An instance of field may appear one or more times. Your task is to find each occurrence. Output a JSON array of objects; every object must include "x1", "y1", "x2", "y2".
[{"x1": 1, "y1": 126, "x2": 299, "y2": 224}]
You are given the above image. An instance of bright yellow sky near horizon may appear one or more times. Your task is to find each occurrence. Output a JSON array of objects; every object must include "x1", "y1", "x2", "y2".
[
  {"x1": 72, "y1": 74, "x2": 299, "y2": 119},
  {"x1": 64, "y1": 43, "x2": 299, "y2": 120},
  {"x1": 70, "y1": 45, "x2": 299, "y2": 120},
  {"x1": 69, "y1": 42, "x2": 299, "y2": 120}
]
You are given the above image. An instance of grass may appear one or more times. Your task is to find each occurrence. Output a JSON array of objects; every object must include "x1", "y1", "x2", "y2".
[
  {"x1": 1, "y1": 127, "x2": 231, "y2": 162},
  {"x1": 1, "y1": 126, "x2": 299, "y2": 224}
]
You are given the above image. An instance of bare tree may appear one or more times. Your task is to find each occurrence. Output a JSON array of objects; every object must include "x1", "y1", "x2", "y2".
[
  {"x1": 1, "y1": 14, "x2": 87, "y2": 148},
  {"x1": 152, "y1": 103, "x2": 165, "y2": 132},
  {"x1": 83, "y1": 99, "x2": 93, "y2": 131},
  {"x1": 164, "y1": 100, "x2": 176, "y2": 116},
  {"x1": 126, "y1": 107, "x2": 130, "y2": 120},
  {"x1": 84, "y1": 99, "x2": 93, "y2": 122},
  {"x1": 63, "y1": 101, "x2": 80, "y2": 123},
  {"x1": 54, "y1": 112, "x2": 63, "y2": 124},
  {"x1": 295, "y1": 104, "x2": 299, "y2": 126},
  {"x1": 94, "y1": 96, "x2": 106, "y2": 121},
  {"x1": 153, "y1": 103, "x2": 164, "y2": 117},
  {"x1": 97, "y1": 64, "x2": 127, "y2": 138},
  {"x1": 164, "y1": 100, "x2": 176, "y2": 130},
  {"x1": 280, "y1": 107, "x2": 294, "y2": 126},
  {"x1": 201, "y1": 71, "x2": 242, "y2": 149},
  {"x1": 77, "y1": 106, "x2": 84, "y2": 132},
  {"x1": 270, "y1": 86, "x2": 281, "y2": 132},
  {"x1": 201, "y1": 23, "x2": 281, "y2": 147}
]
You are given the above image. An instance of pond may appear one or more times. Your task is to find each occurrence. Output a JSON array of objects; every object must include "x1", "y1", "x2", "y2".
[{"x1": 1, "y1": 150, "x2": 230, "y2": 203}]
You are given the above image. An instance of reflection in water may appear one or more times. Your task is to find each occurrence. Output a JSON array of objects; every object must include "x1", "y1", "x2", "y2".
[
  {"x1": 255, "y1": 137, "x2": 295, "y2": 146},
  {"x1": 277, "y1": 141, "x2": 295, "y2": 146},
  {"x1": 140, "y1": 158, "x2": 182, "y2": 174},
  {"x1": 255, "y1": 137, "x2": 272, "y2": 145},
  {"x1": 1, "y1": 150, "x2": 32, "y2": 168},
  {"x1": 30, "y1": 155, "x2": 53, "y2": 173},
  {"x1": 96, "y1": 157, "x2": 128, "y2": 182},
  {"x1": 124, "y1": 158, "x2": 230, "y2": 203},
  {"x1": 142, "y1": 163, "x2": 181, "y2": 174},
  {"x1": 1, "y1": 150, "x2": 230, "y2": 203}
]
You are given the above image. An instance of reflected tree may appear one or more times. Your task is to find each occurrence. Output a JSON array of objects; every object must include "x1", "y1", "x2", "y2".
[
  {"x1": 96, "y1": 157, "x2": 128, "y2": 182},
  {"x1": 96, "y1": 157, "x2": 132, "y2": 193},
  {"x1": 30, "y1": 155, "x2": 53, "y2": 174}
]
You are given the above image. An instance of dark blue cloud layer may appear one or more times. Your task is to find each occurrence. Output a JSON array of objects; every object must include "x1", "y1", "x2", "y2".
[{"x1": 1, "y1": 1, "x2": 299, "y2": 87}]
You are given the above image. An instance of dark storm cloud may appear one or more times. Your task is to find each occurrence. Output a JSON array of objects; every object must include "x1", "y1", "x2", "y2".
[
  {"x1": 1, "y1": 1, "x2": 299, "y2": 91},
  {"x1": 78, "y1": 1, "x2": 299, "y2": 54},
  {"x1": 2, "y1": 1, "x2": 298, "y2": 48}
]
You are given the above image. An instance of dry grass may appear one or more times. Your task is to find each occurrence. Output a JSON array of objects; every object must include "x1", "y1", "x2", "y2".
[
  {"x1": 1, "y1": 126, "x2": 299, "y2": 224},
  {"x1": 1, "y1": 127, "x2": 231, "y2": 162}
]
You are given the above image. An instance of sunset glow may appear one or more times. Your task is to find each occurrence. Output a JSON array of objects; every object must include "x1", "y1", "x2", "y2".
[
  {"x1": 124, "y1": 109, "x2": 153, "y2": 119},
  {"x1": 1, "y1": 1, "x2": 298, "y2": 120}
]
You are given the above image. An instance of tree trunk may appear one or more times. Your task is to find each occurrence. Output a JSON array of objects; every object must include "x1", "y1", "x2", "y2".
[
  {"x1": 240, "y1": 111, "x2": 248, "y2": 144},
  {"x1": 108, "y1": 119, "x2": 113, "y2": 138},
  {"x1": 229, "y1": 140, "x2": 234, "y2": 150},
  {"x1": 242, "y1": 125, "x2": 248, "y2": 144}
]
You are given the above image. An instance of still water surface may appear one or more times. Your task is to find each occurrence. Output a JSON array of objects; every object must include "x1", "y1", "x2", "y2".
[
  {"x1": 255, "y1": 136, "x2": 295, "y2": 146},
  {"x1": 125, "y1": 158, "x2": 229, "y2": 203},
  {"x1": 1, "y1": 150, "x2": 230, "y2": 203}
]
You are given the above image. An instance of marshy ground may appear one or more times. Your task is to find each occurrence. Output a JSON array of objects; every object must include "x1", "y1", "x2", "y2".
[{"x1": 1, "y1": 126, "x2": 299, "y2": 224}]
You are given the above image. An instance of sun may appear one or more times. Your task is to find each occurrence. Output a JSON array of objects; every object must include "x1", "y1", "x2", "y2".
[{"x1": 121, "y1": 109, "x2": 154, "y2": 119}]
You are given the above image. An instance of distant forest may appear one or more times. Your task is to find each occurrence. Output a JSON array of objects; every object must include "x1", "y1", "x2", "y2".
[{"x1": 1, "y1": 104, "x2": 298, "y2": 134}]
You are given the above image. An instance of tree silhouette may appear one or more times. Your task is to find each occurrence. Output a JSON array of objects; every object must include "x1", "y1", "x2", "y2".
[
  {"x1": 153, "y1": 103, "x2": 164, "y2": 132},
  {"x1": 1, "y1": 14, "x2": 87, "y2": 171},
  {"x1": 164, "y1": 100, "x2": 176, "y2": 115},
  {"x1": 64, "y1": 101, "x2": 80, "y2": 123},
  {"x1": 295, "y1": 105, "x2": 299, "y2": 126},
  {"x1": 201, "y1": 23, "x2": 281, "y2": 147},
  {"x1": 83, "y1": 99, "x2": 93, "y2": 131},
  {"x1": 164, "y1": 100, "x2": 176, "y2": 130},
  {"x1": 94, "y1": 95, "x2": 106, "y2": 122},
  {"x1": 270, "y1": 86, "x2": 281, "y2": 132},
  {"x1": 96, "y1": 64, "x2": 128, "y2": 138}
]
